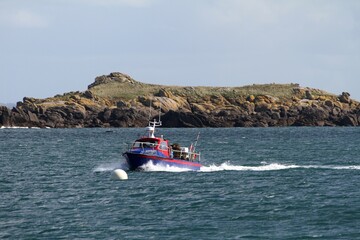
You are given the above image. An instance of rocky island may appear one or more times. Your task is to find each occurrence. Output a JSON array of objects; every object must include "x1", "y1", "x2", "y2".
[{"x1": 1, "y1": 72, "x2": 359, "y2": 128}]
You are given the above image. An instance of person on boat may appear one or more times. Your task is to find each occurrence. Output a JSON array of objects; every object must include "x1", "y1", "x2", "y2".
[{"x1": 171, "y1": 143, "x2": 181, "y2": 159}]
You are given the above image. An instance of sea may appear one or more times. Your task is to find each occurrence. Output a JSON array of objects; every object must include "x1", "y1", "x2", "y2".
[{"x1": 1, "y1": 127, "x2": 360, "y2": 239}]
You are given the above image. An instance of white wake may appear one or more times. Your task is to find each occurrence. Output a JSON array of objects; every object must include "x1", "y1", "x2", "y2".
[
  {"x1": 93, "y1": 161, "x2": 360, "y2": 173},
  {"x1": 139, "y1": 161, "x2": 192, "y2": 172},
  {"x1": 199, "y1": 162, "x2": 360, "y2": 172}
]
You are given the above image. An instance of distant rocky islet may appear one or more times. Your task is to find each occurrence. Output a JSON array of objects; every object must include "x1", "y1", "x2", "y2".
[{"x1": 1, "y1": 72, "x2": 359, "y2": 128}]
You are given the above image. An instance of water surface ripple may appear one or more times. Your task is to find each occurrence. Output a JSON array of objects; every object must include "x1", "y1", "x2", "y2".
[{"x1": 1, "y1": 127, "x2": 360, "y2": 239}]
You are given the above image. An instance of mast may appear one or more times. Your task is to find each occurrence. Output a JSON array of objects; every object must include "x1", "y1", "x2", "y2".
[{"x1": 146, "y1": 101, "x2": 162, "y2": 138}]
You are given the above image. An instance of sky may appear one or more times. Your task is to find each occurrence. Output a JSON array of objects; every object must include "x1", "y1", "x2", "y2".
[{"x1": 0, "y1": 0, "x2": 359, "y2": 103}]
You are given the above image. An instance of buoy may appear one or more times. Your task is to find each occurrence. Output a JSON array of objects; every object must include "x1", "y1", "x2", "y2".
[{"x1": 111, "y1": 169, "x2": 128, "y2": 180}]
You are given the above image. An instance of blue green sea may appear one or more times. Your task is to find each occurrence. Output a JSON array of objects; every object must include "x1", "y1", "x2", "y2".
[{"x1": 1, "y1": 127, "x2": 360, "y2": 239}]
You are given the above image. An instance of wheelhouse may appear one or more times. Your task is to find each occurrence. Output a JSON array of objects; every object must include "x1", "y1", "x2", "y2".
[{"x1": 131, "y1": 137, "x2": 171, "y2": 158}]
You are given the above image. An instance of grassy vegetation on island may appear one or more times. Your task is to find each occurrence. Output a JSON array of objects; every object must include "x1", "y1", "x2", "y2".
[{"x1": 88, "y1": 75, "x2": 335, "y2": 102}]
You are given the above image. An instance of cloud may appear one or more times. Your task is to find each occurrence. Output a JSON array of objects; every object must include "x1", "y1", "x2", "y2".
[{"x1": 0, "y1": 9, "x2": 48, "y2": 28}]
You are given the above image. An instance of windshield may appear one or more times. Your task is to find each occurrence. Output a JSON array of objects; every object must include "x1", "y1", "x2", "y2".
[{"x1": 132, "y1": 139, "x2": 159, "y2": 148}]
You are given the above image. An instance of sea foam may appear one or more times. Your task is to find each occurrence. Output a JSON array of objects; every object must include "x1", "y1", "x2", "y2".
[
  {"x1": 199, "y1": 162, "x2": 360, "y2": 172},
  {"x1": 93, "y1": 161, "x2": 360, "y2": 173},
  {"x1": 139, "y1": 161, "x2": 192, "y2": 172}
]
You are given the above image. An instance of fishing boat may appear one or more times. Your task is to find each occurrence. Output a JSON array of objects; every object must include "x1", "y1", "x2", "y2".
[{"x1": 123, "y1": 118, "x2": 202, "y2": 171}]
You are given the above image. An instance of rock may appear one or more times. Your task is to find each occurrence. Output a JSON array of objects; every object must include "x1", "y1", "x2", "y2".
[
  {"x1": 162, "y1": 110, "x2": 205, "y2": 128},
  {"x1": 116, "y1": 100, "x2": 128, "y2": 108},
  {"x1": 305, "y1": 90, "x2": 314, "y2": 100},
  {"x1": 1, "y1": 72, "x2": 359, "y2": 128},
  {"x1": 156, "y1": 89, "x2": 173, "y2": 98},
  {"x1": 83, "y1": 90, "x2": 94, "y2": 99},
  {"x1": 137, "y1": 96, "x2": 151, "y2": 107},
  {"x1": 191, "y1": 103, "x2": 207, "y2": 113},
  {"x1": 0, "y1": 106, "x2": 11, "y2": 126},
  {"x1": 153, "y1": 97, "x2": 180, "y2": 112},
  {"x1": 98, "y1": 108, "x2": 112, "y2": 122},
  {"x1": 293, "y1": 106, "x2": 329, "y2": 126},
  {"x1": 109, "y1": 72, "x2": 135, "y2": 83},
  {"x1": 255, "y1": 95, "x2": 278, "y2": 104},
  {"x1": 27, "y1": 110, "x2": 39, "y2": 123},
  {"x1": 339, "y1": 92, "x2": 351, "y2": 104},
  {"x1": 332, "y1": 107, "x2": 341, "y2": 116},
  {"x1": 235, "y1": 120, "x2": 254, "y2": 127},
  {"x1": 271, "y1": 112, "x2": 281, "y2": 120},
  {"x1": 324, "y1": 100, "x2": 334, "y2": 108},
  {"x1": 23, "y1": 97, "x2": 37, "y2": 104},
  {"x1": 45, "y1": 111, "x2": 64, "y2": 124},
  {"x1": 88, "y1": 72, "x2": 137, "y2": 89},
  {"x1": 254, "y1": 121, "x2": 268, "y2": 127},
  {"x1": 246, "y1": 95, "x2": 255, "y2": 102},
  {"x1": 240, "y1": 102, "x2": 255, "y2": 113},
  {"x1": 107, "y1": 108, "x2": 148, "y2": 127},
  {"x1": 10, "y1": 109, "x2": 29, "y2": 127},
  {"x1": 279, "y1": 106, "x2": 288, "y2": 118},
  {"x1": 255, "y1": 102, "x2": 271, "y2": 112},
  {"x1": 317, "y1": 96, "x2": 327, "y2": 101},
  {"x1": 339, "y1": 115, "x2": 358, "y2": 126}
]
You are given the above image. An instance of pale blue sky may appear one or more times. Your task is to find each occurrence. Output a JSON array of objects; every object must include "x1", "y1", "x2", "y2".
[{"x1": 1, "y1": 0, "x2": 359, "y2": 103}]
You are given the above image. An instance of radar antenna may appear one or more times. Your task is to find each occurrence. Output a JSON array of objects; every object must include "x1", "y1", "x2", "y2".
[{"x1": 146, "y1": 100, "x2": 162, "y2": 138}]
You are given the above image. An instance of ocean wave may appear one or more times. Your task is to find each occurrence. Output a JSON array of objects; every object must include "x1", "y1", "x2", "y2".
[
  {"x1": 0, "y1": 126, "x2": 45, "y2": 129},
  {"x1": 1, "y1": 126, "x2": 29, "y2": 129}
]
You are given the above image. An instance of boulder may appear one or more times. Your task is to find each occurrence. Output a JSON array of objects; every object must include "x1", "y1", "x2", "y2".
[
  {"x1": 255, "y1": 102, "x2": 271, "y2": 113},
  {"x1": 88, "y1": 72, "x2": 136, "y2": 89},
  {"x1": 305, "y1": 90, "x2": 314, "y2": 100},
  {"x1": 162, "y1": 110, "x2": 205, "y2": 128},
  {"x1": 339, "y1": 92, "x2": 351, "y2": 104},
  {"x1": 339, "y1": 115, "x2": 358, "y2": 126},
  {"x1": 107, "y1": 108, "x2": 148, "y2": 127},
  {"x1": 27, "y1": 110, "x2": 39, "y2": 123},
  {"x1": 116, "y1": 100, "x2": 128, "y2": 108},
  {"x1": 98, "y1": 108, "x2": 112, "y2": 122},
  {"x1": 294, "y1": 106, "x2": 329, "y2": 126},
  {"x1": 324, "y1": 100, "x2": 334, "y2": 108},
  {"x1": 240, "y1": 102, "x2": 255, "y2": 113},
  {"x1": 156, "y1": 88, "x2": 173, "y2": 98},
  {"x1": 246, "y1": 95, "x2": 255, "y2": 102},
  {"x1": 0, "y1": 106, "x2": 11, "y2": 126},
  {"x1": 153, "y1": 97, "x2": 181, "y2": 112},
  {"x1": 83, "y1": 90, "x2": 94, "y2": 99}
]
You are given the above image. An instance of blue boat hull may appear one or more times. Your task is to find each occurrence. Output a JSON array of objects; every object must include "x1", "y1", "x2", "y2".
[{"x1": 123, "y1": 152, "x2": 202, "y2": 171}]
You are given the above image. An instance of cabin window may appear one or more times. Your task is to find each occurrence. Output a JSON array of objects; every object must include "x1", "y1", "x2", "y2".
[
  {"x1": 159, "y1": 141, "x2": 168, "y2": 150},
  {"x1": 133, "y1": 140, "x2": 158, "y2": 148}
]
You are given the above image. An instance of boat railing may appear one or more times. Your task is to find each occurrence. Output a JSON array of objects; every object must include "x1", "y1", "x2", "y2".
[{"x1": 171, "y1": 149, "x2": 201, "y2": 162}]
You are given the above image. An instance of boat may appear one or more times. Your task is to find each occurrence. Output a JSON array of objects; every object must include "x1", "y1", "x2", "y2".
[{"x1": 123, "y1": 118, "x2": 202, "y2": 171}]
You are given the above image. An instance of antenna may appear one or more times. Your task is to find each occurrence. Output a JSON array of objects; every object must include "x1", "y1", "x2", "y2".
[
  {"x1": 193, "y1": 132, "x2": 200, "y2": 151},
  {"x1": 146, "y1": 99, "x2": 162, "y2": 138}
]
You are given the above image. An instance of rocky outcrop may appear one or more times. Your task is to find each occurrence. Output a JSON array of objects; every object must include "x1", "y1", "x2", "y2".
[
  {"x1": 1, "y1": 72, "x2": 360, "y2": 128},
  {"x1": 0, "y1": 106, "x2": 11, "y2": 126},
  {"x1": 87, "y1": 72, "x2": 137, "y2": 89}
]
